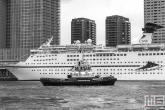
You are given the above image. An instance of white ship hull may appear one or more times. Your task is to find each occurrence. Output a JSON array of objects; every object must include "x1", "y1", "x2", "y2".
[{"x1": 6, "y1": 51, "x2": 165, "y2": 80}]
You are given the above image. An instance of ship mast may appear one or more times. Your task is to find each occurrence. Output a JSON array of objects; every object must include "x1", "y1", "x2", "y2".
[{"x1": 81, "y1": 47, "x2": 84, "y2": 61}]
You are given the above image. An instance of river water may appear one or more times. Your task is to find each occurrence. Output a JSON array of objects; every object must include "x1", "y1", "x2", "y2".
[{"x1": 0, "y1": 81, "x2": 165, "y2": 110}]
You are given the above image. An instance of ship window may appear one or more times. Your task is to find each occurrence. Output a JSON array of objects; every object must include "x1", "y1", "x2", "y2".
[
  {"x1": 157, "y1": 53, "x2": 159, "y2": 55},
  {"x1": 149, "y1": 53, "x2": 152, "y2": 55}
]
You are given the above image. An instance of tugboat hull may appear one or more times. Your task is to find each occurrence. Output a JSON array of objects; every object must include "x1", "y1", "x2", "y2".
[{"x1": 40, "y1": 77, "x2": 117, "y2": 86}]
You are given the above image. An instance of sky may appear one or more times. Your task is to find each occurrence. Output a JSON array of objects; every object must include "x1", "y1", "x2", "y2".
[{"x1": 61, "y1": 0, "x2": 144, "y2": 45}]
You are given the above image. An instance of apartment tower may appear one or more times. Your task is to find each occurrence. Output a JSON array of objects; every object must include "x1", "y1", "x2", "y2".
[
  {"x1": 144, "y1": 0, "x2": 165, "y2": 43},
  {"x1": 106, "y1": 15, "x2": 131, "y2": 47},
  {"x1": 6, "y1": 0, "x2": 60, "y2": 49},
  {"x1": 71, "y1": 18, "x2": 96, "y2": 45}
]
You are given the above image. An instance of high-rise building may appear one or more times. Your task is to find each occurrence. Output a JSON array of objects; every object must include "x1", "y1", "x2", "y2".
[
  {"x1": 106, "y1": 15, "x2": 131, "y2": 47},
  {"x1": 144, "y1": 0, "x2": 165, "y2": 43},
  {"x1": 0, "y1": 0, "x2": 60, "y2": 79},
  {"x1": 0, "y1": 0, "x2": 6, "y2": 49},
  {"x1": 71, "y1": 18, "x2": 96, "y2": 45},
  {"x1": 6, "y1": 0, "x2": 60, "y2": 49}
]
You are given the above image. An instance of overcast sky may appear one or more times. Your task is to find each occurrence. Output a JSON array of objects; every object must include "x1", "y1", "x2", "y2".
[{"x1": 61, "y1": 0, "x2": 144, "y2": 45}]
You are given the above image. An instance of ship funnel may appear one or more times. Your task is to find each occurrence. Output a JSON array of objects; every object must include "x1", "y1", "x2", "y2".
[
  {"x1": 142, "y1": 23, "x2": 164, "y2": 33},
  {"x1": 139, "y1": 23, "x2": 164, "y2": 44}
]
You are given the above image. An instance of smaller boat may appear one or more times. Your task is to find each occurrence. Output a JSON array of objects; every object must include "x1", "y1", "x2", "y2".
[{"x1": 40, "y1": 58, "x2": 117, "y2": 86}]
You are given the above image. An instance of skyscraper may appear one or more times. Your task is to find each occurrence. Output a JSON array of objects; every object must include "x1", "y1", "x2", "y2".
[
  {"x1": 6, "y1": 0, "x2": 60, "y2": 49},
  {"x1": 106, "y1": 15, "x2": 131, "y2": 47},
  {"x1": 0, "y1": 0, "x2": 6, "y2": 49},
  {"x1": 0, "y1": 0, "x2": 60, "y2": 79},
  {"x1": 71, "y1": 18, "x2": 96, "y2": 45},
  {"x1": 144, "y1": 0, "x2": 165, "y2": 43}
]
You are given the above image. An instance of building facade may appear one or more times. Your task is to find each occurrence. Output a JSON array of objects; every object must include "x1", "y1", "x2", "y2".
[
  {"x1": 106, "y1": 15, "x2": 131, "y2": 47},
  {"x1": 6, "y1": 0, "x2": 60, "y2": 49},
  {"x1": 144, "y1": 0, "x2": 165, "y2": 43},
  {"x1": 0, "y1": 0, "x2": 60, "y2": 79},
  {"x1": 71, "y1": 18, "x2": 96, "y2": 45},
  {"x1": 0, "y1": 0, "x2": 6, "y2": 49}
]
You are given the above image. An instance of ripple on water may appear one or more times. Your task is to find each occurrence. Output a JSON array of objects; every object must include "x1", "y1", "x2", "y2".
[
  {"x1": 0, "y1": 95, "x2": 70, "y2": 109},
  {"x1": 0, "y1": 81, "x2": 165, "y2": 110}
]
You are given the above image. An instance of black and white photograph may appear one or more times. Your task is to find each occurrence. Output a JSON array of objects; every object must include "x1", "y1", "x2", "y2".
[{"x1": 0, "y1": 0, "x2": 165, "y2": 109}]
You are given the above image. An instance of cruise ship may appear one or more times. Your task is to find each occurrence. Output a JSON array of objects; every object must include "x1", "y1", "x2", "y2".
[{"x1": 5, "y1": 23, "x2": 165, "y2": 80}]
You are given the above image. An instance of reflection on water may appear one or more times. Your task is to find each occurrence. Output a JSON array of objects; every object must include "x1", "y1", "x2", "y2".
[{"x1": 0, "y1": 81, "x2": 164, "y2": 110}]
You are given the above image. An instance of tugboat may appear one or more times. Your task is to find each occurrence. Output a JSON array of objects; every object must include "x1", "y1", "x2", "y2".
[{"x1": 40, "y1": 57, "x2": 117, "y2": 86}]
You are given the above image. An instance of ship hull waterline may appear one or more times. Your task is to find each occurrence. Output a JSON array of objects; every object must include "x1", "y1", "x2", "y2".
[
  {"x1": 40, "y1": 78, "x2": 117, "y2": 86},
  {"x1": 5, "y1": 66, "x2": 165, "y2": 81}
]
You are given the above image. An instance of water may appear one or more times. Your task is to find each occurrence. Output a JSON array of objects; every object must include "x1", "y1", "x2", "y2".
[{"x1": 0, "y1": 81, "x2": 165, "y2": 110}]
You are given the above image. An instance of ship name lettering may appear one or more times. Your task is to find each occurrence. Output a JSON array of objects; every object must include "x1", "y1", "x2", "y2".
[{"x1": 140, "y1": 40, "x2": 148, "y2": 42}]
